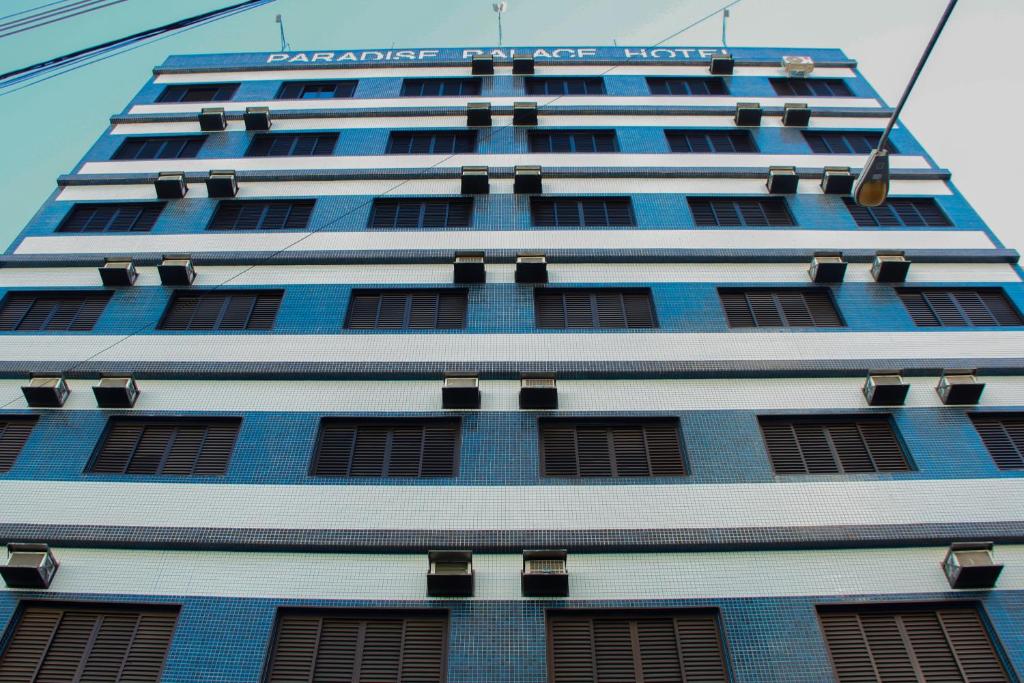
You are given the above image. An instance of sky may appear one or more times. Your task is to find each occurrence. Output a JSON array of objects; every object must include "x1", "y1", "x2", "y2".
[{"x1": 0, "y1": 0, "x2": 1022, "y2": 253}]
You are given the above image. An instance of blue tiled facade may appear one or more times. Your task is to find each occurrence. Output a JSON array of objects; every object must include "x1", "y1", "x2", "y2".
[{"x1": 1, "y1": 45, "x2": 1022, "y2": 682}]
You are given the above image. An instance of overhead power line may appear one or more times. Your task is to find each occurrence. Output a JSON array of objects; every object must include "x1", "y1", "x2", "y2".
[
  {"x1": 0, "y1": 0, "x2": 131, "y2": 40},
  {"x1": 0, "y1": 0, "x2": 77, "y2": 23}
]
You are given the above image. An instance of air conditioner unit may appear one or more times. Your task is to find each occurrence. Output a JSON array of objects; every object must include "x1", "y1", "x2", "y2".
[
  {"x1": 515, "y1": 253, "x2": 548, "y2": 284},
  {"x1": 808, "y1": 252, "x2": 847, "y2": 283},
  {"x1": 206, "y1": 170, "x2": 238, "y2": 198},
  {"x1": 513, "y1": 165, "x2": 542, "y2": 194},
  {"x1": 198, "y1": 107, "x2": 227, "y2": 132},
  {"x1": 22, "y1": 375, "x2": 70, "y2": 408},
  {"x1": 442, "y1": 374, "x2": 481, "y2": 409},
  {"x1": 870, "y1": 251, "x2": 910, "y2": 283},
  {"x1": 243, "y1": 106, "x2": 272, "y2": 131},
  {"x1": 522, "y1": 549, "x2": 568, "y2": 597},
  {"x1": 512, "y1": 55, "x2": 535, "y2": 75},
  {"x1": 936, "y1": 369, "x2": 985, "y2": 405},
  {"x1": 99, "y1": 258, "x2": 138, "y2": 287},
  {"x1": 519, "y1": 374, "x2": 557, "y2": 409},
  {"x1": 766, "y1": 166, "x2": 798, "y2": 194},
  {"x1": 154, "y1": 171, "x2": 187, "y2": 199},
  {"x1": 782, "y1": 55, "x2": 815, "y2": 77},
  {"x1": 461, "y1": 166, "x2": 490, "y2": 194},
  {"x1": 427, "y1": 550, "x2": 474, "y2": 596},
  {"x1": 820, "y1": 166, "x2": 854, "y2": 195},
  {"x1": 0, "y1": 544, "x2": 59, "y2": 589},
  {"x1": 863, "y1": 370, "x2": 909, "y2": 406},
  {"x1": 782, "y1": 102, "x2": 810, "y2": 127},
  {"x1": 158, "y1": 255, "x2": 196, "y2": 286},
  {"x1": 471, "y1": 54, "x2": 494, "y2": 75},
  {"x1": 453, "y1": 252, "x2": 486, "y2": 284},
  {"x1": 943, "y1": 542, "x2": 1002, "y2": 589},
  {"x1": 513, "y1": 101, "x2": 538, "y2": 126},
  {"x1": 734, "y1": 102, "x2": 762, "y2": 127},
  {"x1": 467, "y1": 102, "x2": 492, "y2": 127},
  {"x1": 93, "y1": 375, "x2": 140, "y2": 408},
  {"x1": 709, "y1": 52, "x2": 734, "y2": 75}
]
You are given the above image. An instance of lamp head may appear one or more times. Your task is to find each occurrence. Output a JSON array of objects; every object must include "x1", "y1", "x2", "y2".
[{"x1": 853, "y1": 148, "x2": 890, "y2": 207}]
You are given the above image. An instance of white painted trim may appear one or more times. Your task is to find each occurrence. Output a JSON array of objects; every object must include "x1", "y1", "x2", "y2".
[
  {"x1": 53, "y1": 177, "x2": 950, "y2": 201},
  {"x1": 14, "y1": 545, "x2": 1023, "y2": 601},
  {"x1": 12, "y1": 229, "x2": 997, "y2": 256}
]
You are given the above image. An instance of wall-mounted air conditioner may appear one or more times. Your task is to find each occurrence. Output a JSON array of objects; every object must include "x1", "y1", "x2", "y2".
[
  {"x1": 453, "y1": 252, "x2": 486, "y2": 284},
  {"x1": 427, "y1": 549, "x2": 474, "y2": 596},
  {"x1": 22, "y1": 375, "x2": 70, "y2": 408},
  {"x1": 461, "y1": 166, "x2": 490, "y2": 194},
  {"x1": 467, "y1": 102, "x2": 492, "y2": 127},
  {"x1": 154, "y1": 171, "x2": 187, "y2": 199},
  {"x1": 943, "y1": 542, "x2": 1002, "y2": 589},
  {"x1": 514, "y1": 165, "x2": 542, "y2": 194},
  {"x1": 199, "y1": 107, "x2": 227, "y2": 131},
  {"x1": 863, "y1": 370, "x2": 909, "y2": 406},
  {"x1": 808, "y1": 252, "x2": 847, "y2": 283},
  {"x1": 93, "y1": 375, "x2": 140, "y2": 408},
  {"x1": 0, "y1": 544, "x2": 59, "y2": 589},
  {"x1": 936, "y1": 369, "x2": 985, "y2": 405},
  {"x1": 206, "y1": 170, "x2": 238, "y2": 198},
  {"x1": 442, "y1": 374, "x2": 481, "y2": 409},
  {"x1": 513, "y1": 102, "x2": 538, "y2": 126},
  {"x1": 99, "y1": 258, "x2": 138, "y2": 287},
  {"x1": 515, "y1": 253, "x2": 548, "y2": 284},
  {"x1": 243, "y1": 106, "x2": 272, "y2": 131},
  {"x1": 158, "y1": 255, "x2": 195, "y2": 286}
]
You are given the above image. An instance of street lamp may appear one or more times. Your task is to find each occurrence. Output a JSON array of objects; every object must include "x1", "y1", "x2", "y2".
[{"x1": 853, "y1": 0, "x2": 958, "y2": 207}]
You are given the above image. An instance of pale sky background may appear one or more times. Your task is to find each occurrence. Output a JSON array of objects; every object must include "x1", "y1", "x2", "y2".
[{"x1": 0, "y1": 0, "x2": 1021, "y2": 253}]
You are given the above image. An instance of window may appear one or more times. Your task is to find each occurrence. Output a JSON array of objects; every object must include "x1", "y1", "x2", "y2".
[
  {"x1": 246, "y1": 133, "x2": 338, "y2": 157},
  {"x1": 401, "y1": 77, "x2": 480, "y2": 96},
  {"x1": 688, "y1": 197, "x2": 795, "y2": 227},
  {"x1": 535, "y1": 288, "x2": 656, "y2": 329},
  {"x1": 666, "y1": 129, "x2": 756, "y2": 153},
  {"x1": 843, "y1": 197, "x2": 951, "y2": 227},
  {"x1": 276, "y1": 80, "x2": 357, "y2": 99},
  {"x1": 819, "y1": 605, "x2": 1010, "y2": 682},
  {"x1": 345, "y1": 290, "x2": 467, "y2": 329},
  {"x1": 548, "y1": 610, "x2": 728, "y2": 682},
  {"x1": 387, "y1": 130, "x2": 477, "y2": 154},
  {"x1": 971, "y1": 414, "x2": 1024, "y2": 469},
  {"x1": 311, "y1": 419, "x2": 459, "y2": 477},
  {"x1": 897, "y1": 288, "x2": 1023, "y2": 327},
  {"x1": 89, "y1": 418, "x2": 240, "y2": 475},
  {"x1": 529, "y1": 130, "x2": 619, "y2": 153},
  {"x1": 265, "y1": 610, "x2": 448, "y2": 682},
  {"x1": 647, "y1": 77, "x2": 727, "y2": 95},
  {"x1": 156, "y1": 83, "x2": 238, "y2": 103},
  {"x1": 759, "y1": 416, "x2": 910, "y2": 474},
  {"x1": 159, "y1": 291, "x2": 283, "y2": 331},
  {"x1": 208, "y1": 199, "x2": 314, "y2": 230},
  {"x1": 531, "y1": 197, "x2": 635, "y2": 227},
  {"x1": 540, "y1": 419, "x2": 685, "y2": 477},
  {"x1": 112, "y1": 136, "x2": 205, "y2": 160},
  {"x1": 58, "y1": 202, "x2": 163, "y2": 233},
  {"x1": 803, "y1": 131, "x2": 895, "y2": 155},
  {"x1": 0, "y1": 291, "x2": 111, "y2": 331},
  {"x1": 0, "y1": 418, "x2": 36, "y2": 473},
  {"x1": 369, "y1": 198, "x2": 472, "y2": 229},
  {"x1": 770, "y1": 78, "x2": 852, "y2": 97},
  {"x1": 719, "y1": 288, "x2": 842, "y2": 328},
  {"x1": 525, "y1": 77, "x2": 605, "y2": 95}
]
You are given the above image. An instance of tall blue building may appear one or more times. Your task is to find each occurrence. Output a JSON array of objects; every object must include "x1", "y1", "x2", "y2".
[{"x1": 0, "y1": 44, "x2": 1022, "y2": 681}]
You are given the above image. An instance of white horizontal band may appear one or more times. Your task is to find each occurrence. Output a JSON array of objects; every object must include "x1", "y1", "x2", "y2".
[
  {"x1": 13, "y1": 229, "x2": 997, "y2": 256},
  {"x1": 13, "y1": 545, "x2": 1021, "y2": 601}
]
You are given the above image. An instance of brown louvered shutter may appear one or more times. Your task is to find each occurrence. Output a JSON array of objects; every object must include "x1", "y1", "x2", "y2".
[
  {"x1": 59, "y1": 203, "x2": 163, "y2": 233},
  {"x1": 160, "y1": 291, "x2": 282, "y2": 331},
  {"x1": 540, "y1": 420, "x2": 685, "y2": 477},
  {"x1": 689, "y1": 197, "x2": 794, "y2": 227},
  {"x1": 345, "y1": 290, "x2": 467, "y2": 330},
  {"x1": 0, "y1": 605, "x2": 177, "y2": 682},
  {"x1": 208, "y1": 200, "x2": 314, "y2": 230},
  {"x1": 0, "y1": 418, "x2": 36, "y2": 473},
  {"x1": 90, "y1": 419, "x2": 239, "y2": 475},
  {"x1": 970, "y1": 414, "x2": 1024, "y2": 469},
  {"x1": 0, "y1": 292, "x2": 111, "y2": 331},
  {"x1": 759, "y1": 416, "x2": 910, "y2": 474},
  {"x1": 720, "y1": 289, "x2": 841, "y2": 328},
  {"x1": 898, "y1": 288, "x2": 1023, "y2": 327},
  {"x1": 819, "y1": 606, "x2": 1009, "y2": 683},
  {"x1": 312, "y1": 420, "x2": 459, "y2": 477},
  {"x1": 549, "y1": 611, "x2": 727, "y2": 683},
  {"x1": 266, "y1": 611, "x2": 447, "y2": 683},
  {"x1": 535, "y1": 289, "x2": 656, "y2": 329}
]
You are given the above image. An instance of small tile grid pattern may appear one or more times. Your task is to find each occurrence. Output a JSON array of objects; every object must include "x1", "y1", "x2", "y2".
[{"x1": 0, "y1": 590, "x2": 1020, "y2": 682}]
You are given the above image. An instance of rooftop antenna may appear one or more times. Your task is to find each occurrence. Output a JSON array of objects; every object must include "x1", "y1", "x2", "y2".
[
  {"x1": 721, "y1": 8, "x2": 730, "y2": 47},
  {"x1": 493, "y1": 2, "x2": 507, "y2": 47},
  {"x1": 275, "y1": 14, "x2": 290, "y2": 52}
]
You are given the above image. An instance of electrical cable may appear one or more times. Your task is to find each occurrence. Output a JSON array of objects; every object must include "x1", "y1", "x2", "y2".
[
  {"x1": 0, "y1": 0, "x2": 132, "y2": 40},
  {"x1": 0, "y1": 0, "x2": 108, "y2": 31},
  {"x1": 0, "y1": 0, "x2": 78, "y2": 23},
  {"x1": 0, "y1": 0, "x2": 748, "y2": 408}
]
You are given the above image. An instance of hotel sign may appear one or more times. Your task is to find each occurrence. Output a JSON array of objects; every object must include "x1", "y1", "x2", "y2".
[{"x1": 265, "y1": 47, "x2": 730, "y2": 64}]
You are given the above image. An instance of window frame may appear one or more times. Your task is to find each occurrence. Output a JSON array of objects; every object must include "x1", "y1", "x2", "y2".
[
  {"x1": 665, "y1": 128, "x2": 757, "y2": 153},
  {"x1": 86, "y1": 416, "x2": 242, "y2": 476},
  {"x1": 57, "y1": 202, "x2": 165, "y2": 233},
  {"x1": 245, "y1": 132, "x2": 339, "y2": 157},
  {"x1": 524, "y1": 77, "x2": 607, "y2": 96},
  {"x1": 528, "y1": 129, "x2": 620, "y2": 153},
  {"x1": 386, "y1": 129, "x2": 478, "y2": 154},
  {"x1": 769, "y1": 77, "x2": 853, "y2": 97},
  {"x1": 896, "y1": 287, "x2": 1023, "y2": 327},
  {"x1": 0, "y1": 416, "x2": 38, "y2": 473},
  {"x1": 343, "y1": 288, "x2": 469, "y2": 330},
  {"x1": 843, "y1": 197, "x2": 952, "y2": 227},
  {"x1": 533, "y1": 287, "x2": 658, "y2": 329},
  {"x1": 757, "y1": 414, "x2": 913, "y2": 475},
  {"x1": 538, "y1": 417, "x2": 687, "y2": 478},
  {"x1": 400, "y1": 77, "x2": 481, "y2": 97},
  {"x1": 368, "y1": 197, "x2": 473, "y2": 229},
  {"x1": 529, "y1": 196, "x2": 636, "y2": 227},
  {"x1": 687, "y1": 196, "x2": 796, "y2": 227},
  {"x1": 718, "y1": 287, "x2": 845, "y2": 328},
  {"x1": 207, "y1": 199, "x2": 315, "y2": 231},
  {"x1": 156, "y1": 83, "x2": 239, "y2": 103},
  {"x1": 112, "y1": 135, "x2": 206, "y2": 161},
  {"x1": 969, "y1": 412, "x2": 1024, "y2": 470},
  {"x1": 309, "y1": 417, "x2": 462, "y2": 478},
  {"x1": 157, "y1": 289, "x2": 284, "y2": 331},
  {"x1": 802, "y1": 130, "x2": 896, "y2": 155},
  {"x1": 0, "y1": 290, "x2": 113, "y2": 332},
  {"x1": 275, "y1": 79, "x2": 357, "y2": 99},
  {"x1": 646, "y1": 76, "x2": 729, "y2": 95}
]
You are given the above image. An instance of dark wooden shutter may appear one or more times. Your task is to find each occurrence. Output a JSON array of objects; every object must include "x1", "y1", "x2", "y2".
[
  {"x1": 59, "y1": 202, "x2": 163, "y2": 233},
  {"x1": 0, "y1": 291, "x2": 112, "y2": 331},
  {"x1": 970, "y1": 414, "x2": 1024, "y2": 469},
  {"x1": 843, "y1": 197, "x2": 951, "y2": 227},
  {"x1": 549, "y1": 611, "x2": 727, "y2": 683},
  {"x1": 646, "y1": 77, "x2": 728, "y2": 95},
  {"x1": 666, "y1": 129, "x2": 756, "y2": 153},
  {"x1": 759, "y1": 416, "x2": 910, "y2": 474},
  {"x1": 719, "y1": 289, "x2": 842, "y2": 328},
  {"x1": 803, "y1": 131, "x2": 893, "y2": 155},
  {"x1": 90, "y1": 419, "x2": 240, "y2": 475},
  {"x1": 770, "y1": 78, "x2": 852, "y2": 96},
  {"x1": 246, "y1": 133, "x2": 337, "y2": 157},
  {"x1": 688, "y1": 197, "x2": 794, "y2": 227},
  {"x1": 369, "y1": 199, "x2": 472, "y2": 229},
  {"x1": 113, "y1": 136, "x2": 205, "y2": 160},
  {"x1": 819, "y1": 606, "x2": 1009, "y2": 682},
  {"x1": 400, "y1": 77, "x2": 479, "y2": 96},
  {"x1": 208, "y1": 200, "x2": 314, "y2": 230},
  {"x1": 276, "y1": 80, "x2": 357, "y2": 98},
  {"x1": 311, "y1": 420, "x2": 459, "y2": 477},
  {"x1": 157, "y1": 83, "x2": 238, "y2": 103},
  {"x1": 530, "y1": 197, "x2": 635, "y2": 227},
  {"x1": 0, "y1": 418, "x2": 36, "y2": 473},
  {"x1": 525, "y1": 77, "x2": 606, "y2": 95},
  {"x1": 387, "y1": 131, "x2": 476, "y2": 154},
  {"x1": 266, "y1": 611, "x2": 447, "y2": 683},
  {"x1": 160, "y1": 291, "x2": 283, "y2": 331},
  {"x1": 534, "y1": 289, "x2": 656, "y2": 329},
  {"x1": 541, "y1": 420, "x2": 685, "y2": 477},
  {"x1": 345, "y1": 290, "x2": 467, "y2": 329},
  {"x1": 0, "y1": 604, "x2": 178, "y2": 682},
  {"x1": 898, "y1": 288, "x2": 1023, "y2": 327},
  {"x1": 529, "y1": 130, "x2": 619, "y2": 153}
]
